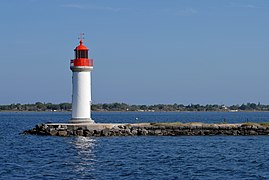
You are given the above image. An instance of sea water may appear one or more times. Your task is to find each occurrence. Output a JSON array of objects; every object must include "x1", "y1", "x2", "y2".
[{"x1": 1, "y1": 112, "x2": 269, "y2": 179}]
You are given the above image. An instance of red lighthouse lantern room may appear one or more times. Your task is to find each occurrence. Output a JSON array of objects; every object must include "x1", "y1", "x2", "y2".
[{"x1": 70, "y1": 40, "x2": 93, "y2": 68}]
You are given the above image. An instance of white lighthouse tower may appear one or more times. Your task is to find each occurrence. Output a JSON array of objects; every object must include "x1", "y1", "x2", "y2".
[{"x1": 69, "y1": 37, "x2": 94, "y2": 123}]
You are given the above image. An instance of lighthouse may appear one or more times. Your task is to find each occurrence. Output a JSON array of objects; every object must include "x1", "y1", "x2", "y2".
[{"x1": 69, "y1": 38, "x2": 94, "y2": 123}]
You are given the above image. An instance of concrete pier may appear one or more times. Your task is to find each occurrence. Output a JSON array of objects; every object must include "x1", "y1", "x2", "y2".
[{"x1": 23, "y1": 122, "x2": 269, "y2": 137}]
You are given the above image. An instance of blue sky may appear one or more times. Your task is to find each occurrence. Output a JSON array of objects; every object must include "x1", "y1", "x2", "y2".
[{"x1": 0, "y1": 0, "x2": 268, "y2": 105}]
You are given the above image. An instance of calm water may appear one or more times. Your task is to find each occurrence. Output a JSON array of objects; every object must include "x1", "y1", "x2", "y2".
[{"x1": 1, "y1": 112, "x2": 269, "y2": 179}]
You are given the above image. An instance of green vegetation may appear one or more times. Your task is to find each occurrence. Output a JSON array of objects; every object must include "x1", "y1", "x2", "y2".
[
  {"x1": 242, "y1": 122, "x2": 269, "y2": 127},
  {"x1": 186, "y1": 122, "x2": 204, "y2": 125},
  {"x1": 259, "y1": 122, "x2": 269, "y2": 126},
  {"x1": 241, "y1": 122, "x2": 260, "y2": 126},
  {"x1": 151, "y1": 122, "x2": 269, "y2": 127},
  {"x1": 0, "y1": 102, "x2": 72, "y2": 112},
  {"x1": 1, "y1": 102, "x2": 269, "y2": 112}
]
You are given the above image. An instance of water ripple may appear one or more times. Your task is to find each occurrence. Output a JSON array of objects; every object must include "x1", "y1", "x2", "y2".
[{"x1": 1, "y1": 112, "x2": 269, "y2": 179}]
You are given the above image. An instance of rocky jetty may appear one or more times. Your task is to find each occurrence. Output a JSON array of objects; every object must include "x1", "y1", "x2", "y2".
[{"x1": 23, "y1": 122, "x2": 269, "y2": 137}]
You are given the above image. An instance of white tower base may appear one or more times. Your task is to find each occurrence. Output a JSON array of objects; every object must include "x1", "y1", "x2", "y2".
[
  {"x1": 69, "y1": 118, "x2": 94, "y2": 124},
  {"x1": 69, "y1": 66, "x2": 94, "y2": 124}
]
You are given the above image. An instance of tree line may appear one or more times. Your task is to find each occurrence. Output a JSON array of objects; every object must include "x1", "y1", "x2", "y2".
[{"x1": 0, "y1": 102, "x2": 269, "y2": 112}]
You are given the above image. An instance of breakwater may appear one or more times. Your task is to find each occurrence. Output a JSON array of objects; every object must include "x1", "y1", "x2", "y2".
[{"x1": 23, "y1": 122, "x2": 269, "y2": 137}]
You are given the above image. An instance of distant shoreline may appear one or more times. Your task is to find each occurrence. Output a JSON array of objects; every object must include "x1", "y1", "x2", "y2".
[
  {"x1": 1, "y1": 102, "x2": 269, "y2": 112},
  {"x1": 1, "y1": 110, "x2": 269, "y2": 113}
]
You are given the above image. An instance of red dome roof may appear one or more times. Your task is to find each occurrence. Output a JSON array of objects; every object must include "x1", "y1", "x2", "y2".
[{"x1": 75, "y1": 40, "x2": 88, "y2": 50}]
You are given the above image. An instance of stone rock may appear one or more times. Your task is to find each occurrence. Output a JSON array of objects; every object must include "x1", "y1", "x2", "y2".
[
  {"x1": 69, "y1": 126, "x2": 78, "y2": 131},
  {"x1": 248, "y1": 130, "x2": 258, "y2": 135},
  {"x1": 125, "y1": 128, "x2": 131, "y2": 134},
  {"x1": 58, "y1": 130, "x2": 67, "y2": 136},
  {"x1": 147, "y1": 130, "x2": 155, "y2": 135},
  {"x1": 101, "y1": 129, "x2": 110, "y2": 136},
  {"x1": 67, "y1": 130, "x2": 73, "y2": 136},
  {"x1": 23, "y1": 122, "x2": 269, "y2": 137},
  {"x1": 141, "y1": 129, "x2": 148, "y2": 135},
  {"x1": 61, "y1": 125, "x2": 67, "y2": 129},
  {"x1": 131, "y1": 129, "x2": 138, "y2": 135},
  {"x1": 76, "y1": 130, "x2": 84, "y2": 136},
  {"x1": 49, "y1": 129, "x2": 58, "y2": 136},
  {"x1": 93, "y1": 130, "x2": 101, "y2": 136},
  {"x1": 44, "y1": 124, "x2": 48, "y2": 129},
  {"x1": 84, "y1": 130, "x2": 94, "y2": 136}
]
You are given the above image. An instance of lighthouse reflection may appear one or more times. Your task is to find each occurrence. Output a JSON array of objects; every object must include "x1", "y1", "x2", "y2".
[
  {"x1": 72, "y1": 137, "x2": 96, "y2": 175},
  {"x1": 74, "y1": 137, "x2": 96, "y2": 152}
]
